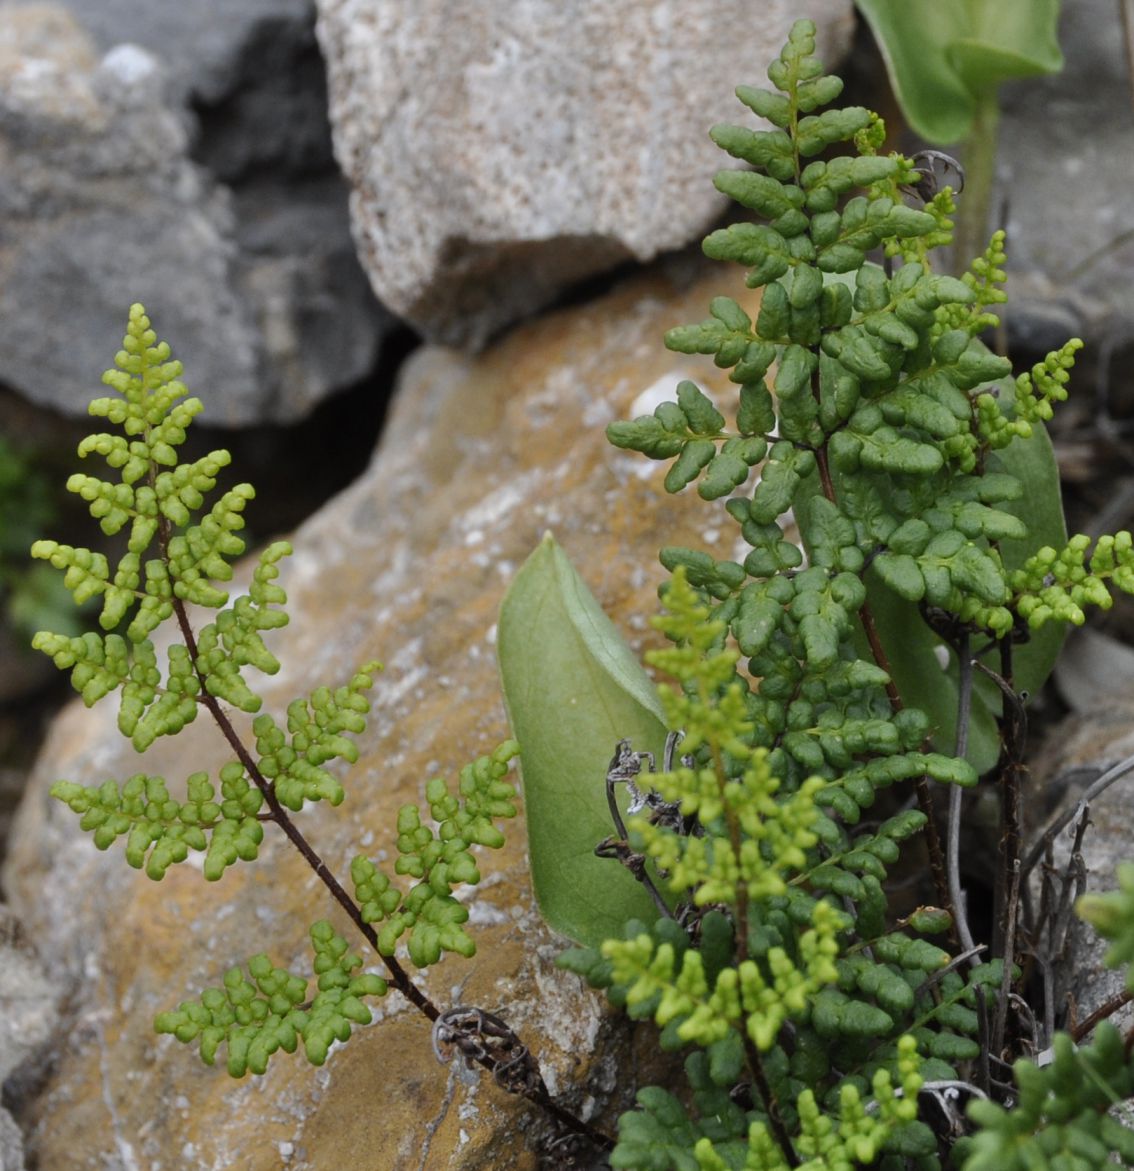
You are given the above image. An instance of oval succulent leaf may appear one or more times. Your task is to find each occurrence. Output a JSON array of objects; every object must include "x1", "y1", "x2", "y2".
[
  {"x1": 855, "y1": 0, "x2": 1063, "y2": 142},
  {"x1": 497, "y1": 534, "x2": 668, "y2": 947}
]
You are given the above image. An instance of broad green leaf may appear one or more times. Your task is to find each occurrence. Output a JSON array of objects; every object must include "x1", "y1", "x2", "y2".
[
  {"x1": 497, "y1": 534, "x2": 668, "y2": 947},
  {"x1": 994, "y1": 420, "x2": 1069, "y2": 694},
  {"x1": 855, "y1": 0, "x2": 1063, "y2": 143}
]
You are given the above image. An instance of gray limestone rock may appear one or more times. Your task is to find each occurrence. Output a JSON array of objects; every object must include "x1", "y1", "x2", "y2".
[
  {"x1": 315, "y1": 0, "x2": 855, "y2": 347},
  {"x1": 0, "y1": 905, "x2": 58, "y2": 1171},
  {"x1": 0, "y1": 2, "x2": 388, "y2": 426},
  {"x1": 0, "y1": 1111, "x2": 23, "y2": 1171},
  {"x1": 1030, "y1": 704, "x2": 1134, "y2": 1038},
  {"x1": 0, "y1": 909, "x2": 57, "y2": 1086},
  {"x1": 998, "y1": 0, "x2": 1134, "y2": 361},
  {"x1": 42, "y1": 0, "x2": 313, "y2": 109}
]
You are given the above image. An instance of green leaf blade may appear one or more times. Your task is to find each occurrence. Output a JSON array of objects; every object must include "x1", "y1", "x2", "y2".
[
  {"x1": 855, "y1": 0, "x2": 1063, "y2": 143},
  {"x1": 497, "y1": 534, "x2": 669, "y2": 947}
]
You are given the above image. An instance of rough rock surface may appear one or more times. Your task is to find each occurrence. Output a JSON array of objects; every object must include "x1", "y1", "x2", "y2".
[
  {"x1": 1029, "y1": 702, "x2": 1134, "y2": 1038},
  {"x1": 0, "y1": 2, "x2": 387, "y2": 425},
  {"x1": 0, "y1": 905, "x2": 58, "y2": 1171},
  {"x1": 999, "y1": 0, "x2": 1134, "y2": 360},
  {"x1": 38, "y1": 0, "x2": 313, "y2": 108},
  {"x1": 4, "y1": 257, "x2": 762, "y2": 1169},
  {"x1": 315, "y1": 0, "x2": 854, "y2": 347},
  {"x1": 0, "y1": 1110, "x2": 23, "y2": 1171}
]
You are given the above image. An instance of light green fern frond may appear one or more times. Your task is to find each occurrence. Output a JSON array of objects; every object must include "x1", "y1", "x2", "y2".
[{"x1": 154, "y1": 920, "x2": 387, "y2": 1076}]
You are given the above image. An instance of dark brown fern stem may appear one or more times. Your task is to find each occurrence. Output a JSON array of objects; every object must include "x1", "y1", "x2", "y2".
[
  {"x1": 165, "y1": 581, "x2": 436, "y2": 1021},
  {"x1": 744, "y1": 1034, "x2": 798, "y2": 1167},
  {"x1": 1071, "y1": 989, "x2": 1134, "y2": 1043},
  {"x1": 158, "y1": 517, "x2": 614, "y2": 1154},
  {"x1": 983, "y1": 640, "x2": 1026, "y2": 1060}
]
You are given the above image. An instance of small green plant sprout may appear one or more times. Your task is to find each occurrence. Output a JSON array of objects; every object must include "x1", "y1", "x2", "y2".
[
  {"x1": 31, "y1": 304, "x2": 613, "y2": 1155},
  {"x1": 500, "y1": 18, "x2": 1134, "y2": 1169}
]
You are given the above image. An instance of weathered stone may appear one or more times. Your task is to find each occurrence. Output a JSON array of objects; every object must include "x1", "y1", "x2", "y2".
[
  {"x1": 315, "y1": 0, "x2": 854, "y2": 347},
  {"x1": 4, "y1": 256, "x2": 762, "y2": 1169},
  {"x1": 0, "y1": 906, "x2": 58, "y2": 1086},
  {"x1": 39, "y1": 0, "x2": 312, "y2": 109},
  {"x1": 1055, "y1": 627, "x2": 1134, "y2": 716},
  {"x1": 0, "y1": 905, "x2": 58, "y2": 1171},
  {"x1": 1029, "y1": 703, "x2": 1134, "y2": 1038},
  {"x1": 0, "y1": 1109, "x2": 23, "y2": 1171},
  {"x1": 999, "y1": 0, "x2": 1134, "y2": 358},
  {"x1": 0, "y1": 2, "x2": 387, "y2": 425}
]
